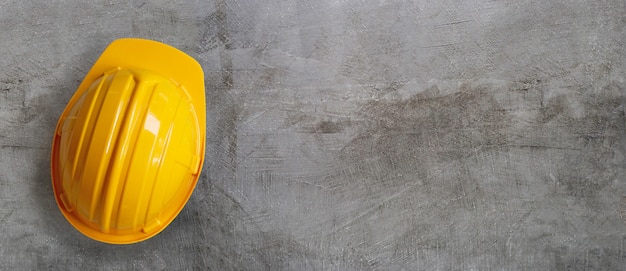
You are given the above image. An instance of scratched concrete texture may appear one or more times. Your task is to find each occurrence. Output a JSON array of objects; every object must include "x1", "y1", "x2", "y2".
[{"x1": 1, "y1": 0, "x2": 625, "y2": 270}]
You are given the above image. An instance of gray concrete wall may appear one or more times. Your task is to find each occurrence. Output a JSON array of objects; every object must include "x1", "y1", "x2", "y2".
[{"x1": 1, "y1": 0, "x2": 625, "y2": 270}]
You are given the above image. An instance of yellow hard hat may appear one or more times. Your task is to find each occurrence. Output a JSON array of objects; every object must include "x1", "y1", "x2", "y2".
[{"x1": 51, "y1": 38, "x2": 205, "y2": 244}]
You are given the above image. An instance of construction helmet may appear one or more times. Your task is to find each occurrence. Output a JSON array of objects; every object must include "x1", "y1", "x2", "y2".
[{"x1": 50, "y1": 38, "x2": 206, "y2": 244}]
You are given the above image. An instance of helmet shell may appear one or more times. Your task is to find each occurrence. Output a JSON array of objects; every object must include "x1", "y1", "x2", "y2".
[{"x1": 51, "y1": 39, "x2": 205, "y2": 244}]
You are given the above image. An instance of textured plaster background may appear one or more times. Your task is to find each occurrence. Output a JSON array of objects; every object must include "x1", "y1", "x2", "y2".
[{"x1": 0, "y1": 0, "x2": 625, "y2": 270}]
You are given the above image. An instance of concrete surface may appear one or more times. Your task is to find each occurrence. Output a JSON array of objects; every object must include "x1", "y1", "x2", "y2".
[{"x1": 1, "y1": 0, "x2": 625, "y2": 270}]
